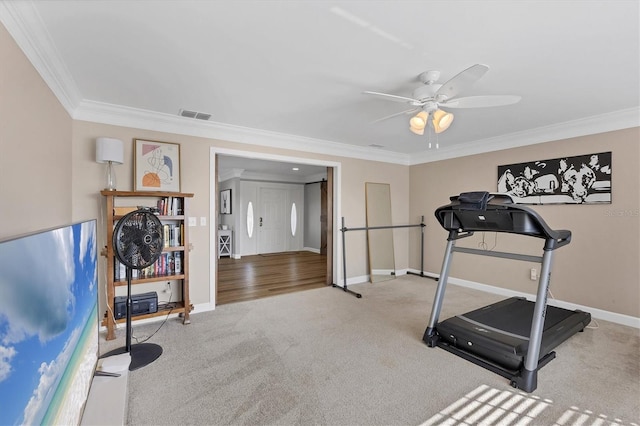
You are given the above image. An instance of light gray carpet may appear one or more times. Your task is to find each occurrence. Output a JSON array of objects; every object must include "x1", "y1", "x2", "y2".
[{"x1": 102, "y1": 275, "x2": 640, "y2": 425}]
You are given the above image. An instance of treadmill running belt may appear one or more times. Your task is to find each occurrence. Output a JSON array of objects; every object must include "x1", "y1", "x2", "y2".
[
  {"x1": 458, "y1": 297, "x2": 577, "y2": 338},
  {"x1": 436, "y1": 297, "x2": 591, "y2": 371}
]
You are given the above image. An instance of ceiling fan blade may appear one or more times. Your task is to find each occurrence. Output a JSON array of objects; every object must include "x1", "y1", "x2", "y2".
[
  {"x1": 441, "y1": 95, "x2": 521, "y2": 109},
  {"x1": 363, "y1": 91, "x2": 421, "y2": 104},
  {"x1": 435, "y1": 64, "x2": 489, "y2": 100},
  {"x1": 370, "y1": 107, "x2": 420, "y2": 124}
]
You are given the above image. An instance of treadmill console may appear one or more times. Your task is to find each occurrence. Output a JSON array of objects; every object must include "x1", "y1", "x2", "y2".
[{"x1": 436, "y1": 191, "x2": 571, "y2": 250}]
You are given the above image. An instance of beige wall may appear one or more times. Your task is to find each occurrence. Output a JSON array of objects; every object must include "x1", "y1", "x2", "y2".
[
  {"x1": 0, "y1": 23, "x2": 72, "y2": 239},
  {"x1": 409, "y1": 129, "x2": 640, "y2": 317}
]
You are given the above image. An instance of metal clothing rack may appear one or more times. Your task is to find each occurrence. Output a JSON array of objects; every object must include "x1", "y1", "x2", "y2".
[{"x1": 332, "y1": 216, "x2": 428, "y2": 298}]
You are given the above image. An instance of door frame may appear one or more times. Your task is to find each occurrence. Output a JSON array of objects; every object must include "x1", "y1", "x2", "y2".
[{"x1": 209, "y1": 147, "x2": 342, "y2": 308}]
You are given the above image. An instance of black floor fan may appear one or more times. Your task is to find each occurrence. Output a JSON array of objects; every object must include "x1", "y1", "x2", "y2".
[{"x1": 102, "y1": 208, "x2": 164, "y2": 371}]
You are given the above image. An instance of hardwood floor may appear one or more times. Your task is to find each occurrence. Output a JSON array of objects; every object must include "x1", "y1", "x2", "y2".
[{"x1": 216, "y1": 251, "x2": 328, "y2": 305}]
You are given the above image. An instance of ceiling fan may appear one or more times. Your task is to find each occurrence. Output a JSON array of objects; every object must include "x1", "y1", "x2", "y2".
[{"x1": 364, "y1": 64, "x2": 521, "y2": 135}]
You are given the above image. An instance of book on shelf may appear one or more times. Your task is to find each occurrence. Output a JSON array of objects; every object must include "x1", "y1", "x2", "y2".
[
  {"x1": 174, "y1": 252, "x2": 182, "y2": 274},
  {"x1": 114, "y1": 258, "x2": 125, "y2": 281},
  {"x1": 163, "y1": 224, "x2": 170, "y2": 248},
  {"x1": 156, "y1": 196, "x2": 183, "y2": 216},
  {"x1": 162, "y1": 224, "x2": 182, "y2": 247},
  {"x1": 114, "y1": 258, "x2": 139, "y2": 280},
  {"x1": 174, "y1": 224, "x2": 181, "y2": 246}
]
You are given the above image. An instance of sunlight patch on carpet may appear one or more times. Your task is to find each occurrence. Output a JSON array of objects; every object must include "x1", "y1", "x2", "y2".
[{"x1": 419, "y1": 384, "x2": 637, "y2": 426}]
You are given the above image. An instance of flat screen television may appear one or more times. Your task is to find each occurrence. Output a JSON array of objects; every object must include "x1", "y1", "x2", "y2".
[{"x1": 0, "y1": 219, "x2": 98, "y2": 425}]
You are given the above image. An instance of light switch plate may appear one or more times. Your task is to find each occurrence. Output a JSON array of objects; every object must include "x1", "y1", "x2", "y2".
[
  {"x1": 200, "y1": 217, "x2": 206, "y2": 226},
  {"x1": 188, "y1": 217, "x2": 197, "y2": 227}
]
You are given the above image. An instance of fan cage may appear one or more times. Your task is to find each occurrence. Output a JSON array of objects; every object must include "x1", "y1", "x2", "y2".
[{"x1": 113, "y1": 209, "x2": 164, "y2": 270}]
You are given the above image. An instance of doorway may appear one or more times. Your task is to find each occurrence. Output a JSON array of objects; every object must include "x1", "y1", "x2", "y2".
[{"x1": 210, "y1": 148, "x2": 340, "y2": 307}]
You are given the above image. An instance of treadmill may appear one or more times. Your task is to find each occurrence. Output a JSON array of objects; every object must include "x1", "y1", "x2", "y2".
[{"x1": 423, "y1": 191, "x2": 591, "y2": 392}]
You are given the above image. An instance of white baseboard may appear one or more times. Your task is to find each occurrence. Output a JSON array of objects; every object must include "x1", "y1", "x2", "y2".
[
  {"x1": 193, "y1": 301, "x2": 215, "y2": 314},
  {"x1": 303, "y1": 247, "x2": 320, "y2": 254},
  {"x1": 332, "y1": 274, "x2": 369, "y2": 288},
  {"x1": 371, "y1": 268, "x2": 395, "y2": 275},
  {"x1": 406, "y1": 269, "x2": 640, "y2": 329}
]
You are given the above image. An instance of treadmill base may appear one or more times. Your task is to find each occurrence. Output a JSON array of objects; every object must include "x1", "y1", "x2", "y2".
[
  {"x1": 424, "y1": 297, "x2": 590, "y2": 393},
  {"x1": 435, "y1": 336, "x2": 556, "y2": 392}
]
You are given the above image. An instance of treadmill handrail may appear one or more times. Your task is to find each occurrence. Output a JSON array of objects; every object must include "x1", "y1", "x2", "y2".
[{"x1": 435, "y1": 192, "x2": 571, "y2": 250}]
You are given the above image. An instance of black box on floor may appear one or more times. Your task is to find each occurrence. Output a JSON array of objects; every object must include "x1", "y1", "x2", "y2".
[{"x1": 114, "y1": 292, "x2": 158, "y2": 319}]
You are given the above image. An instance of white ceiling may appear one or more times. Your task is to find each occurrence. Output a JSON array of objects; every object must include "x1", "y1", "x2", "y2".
[{"x1": 2, "y1": 0, "x2": 639, "y2": 167}]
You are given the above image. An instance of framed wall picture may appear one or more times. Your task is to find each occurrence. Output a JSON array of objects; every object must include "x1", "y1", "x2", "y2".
[
  {"x1": 220, "y1": 189, "x2": 232, "y2": 214},
  {"x1": 497, "y1": 151, "x2": 611, "y2": 205},
  {"x1": 134, "y1": 139, "x2": 181, "y2": 192}
]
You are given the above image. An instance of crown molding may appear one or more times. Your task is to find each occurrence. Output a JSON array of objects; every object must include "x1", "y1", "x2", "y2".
[
  {"x1": 409, "y1": 107, "x2": 640, "y2": 164},
  {"x1": 74, "y1": 99, "x2": 411, "y2": 165},
  {"x1": 73, "y1": 100, "x2": 640, "y2": 167},
  {"x1": 217, "y1": 168, "x2": 244, "y2": 183},
  {"x1": 0, "y1": 0, "x2": 81, "y2": 115}
]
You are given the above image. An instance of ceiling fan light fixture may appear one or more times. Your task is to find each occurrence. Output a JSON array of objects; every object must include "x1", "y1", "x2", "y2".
[
  {"x1": 409, "y1": 111, "x2": 428, "y2": 130},
  {"x1": 432, "y1": 109, "x2": 454, "y2": 133},
  {"x1": 409, "y1": 124, "x2": 424, "y2": 135},
  {"x1": 365, "y1": 64, "x2": 521, "y2": 139}
]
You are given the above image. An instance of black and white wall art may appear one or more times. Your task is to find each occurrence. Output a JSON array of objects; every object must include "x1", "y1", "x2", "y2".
[
  {"x1": 497, "y1": 152, "x2": 612, "y2": 204},
  {"x1": 220, "y1": 189, "x2": 232, "y2": 214}
]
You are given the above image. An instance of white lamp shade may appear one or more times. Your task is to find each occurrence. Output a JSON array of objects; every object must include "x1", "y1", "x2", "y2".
[
  {"x1": 409, "y1": 111, "x2": 428, "y2": 130},
  {"x1": 432, "y1": 109, "x2": 454, "y2": 134},
  {"x1": 96, "y1": 137, "x2": 124, "y2": 164},
  {"x1": 409, "y1": 124, "x2": 425, "y2": 135}
]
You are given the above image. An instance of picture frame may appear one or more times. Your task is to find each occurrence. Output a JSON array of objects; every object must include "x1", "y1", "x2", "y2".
[
  {"x1": 134, "y1": 139, "x2": 181, "y2": 192},
  {"x1": 497, "y1": 151, "x2": 611, "y2": 205},
  {"x1": 220, "y1": 189, "x2": 232, "y2": 214}
]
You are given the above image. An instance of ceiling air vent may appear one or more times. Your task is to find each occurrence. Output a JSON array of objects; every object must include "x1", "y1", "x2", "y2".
[{"x1": 179, "y1": 109, "x2": 211, "y2": 121}]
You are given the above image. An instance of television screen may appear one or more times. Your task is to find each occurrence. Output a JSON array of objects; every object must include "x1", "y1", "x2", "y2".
[{"x1": 0, "y1": 220, "x2": 98, "y2": 425}]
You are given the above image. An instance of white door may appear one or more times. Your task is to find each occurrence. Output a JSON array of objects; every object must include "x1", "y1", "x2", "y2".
[{"x1": 258, "y1": 188, "x2": 287, "y2": 254}]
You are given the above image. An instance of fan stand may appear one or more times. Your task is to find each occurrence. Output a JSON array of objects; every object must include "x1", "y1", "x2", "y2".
[{"x1": 102, "y1": 267, "x2": 163, "y2": 371}]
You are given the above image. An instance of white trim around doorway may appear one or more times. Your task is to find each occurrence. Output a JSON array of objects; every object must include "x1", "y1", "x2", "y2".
[{"x1": 208, "y1": 147, "x2": 342, "y2": 309}]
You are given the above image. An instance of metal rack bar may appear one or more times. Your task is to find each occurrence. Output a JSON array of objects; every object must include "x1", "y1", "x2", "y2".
[{"x1": 332, "y1": 216, "x2": 429, "y2": 298}]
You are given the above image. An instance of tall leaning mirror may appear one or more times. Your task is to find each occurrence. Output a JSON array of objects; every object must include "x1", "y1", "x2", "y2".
[{"x1": 365, "y1": 182, "x2": 395, "y2": 283}]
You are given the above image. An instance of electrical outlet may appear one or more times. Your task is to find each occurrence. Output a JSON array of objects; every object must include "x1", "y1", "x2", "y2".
[{"x1": 530, "y1": 268, "x2": 537, "y2": 281}]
